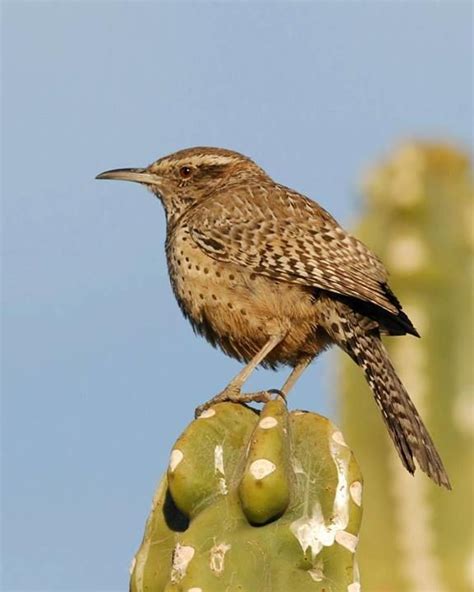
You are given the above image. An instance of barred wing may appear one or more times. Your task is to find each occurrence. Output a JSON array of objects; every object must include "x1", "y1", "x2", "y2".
[{"x1": 189, "y1": 184, "x2": 398, "y2": 315}]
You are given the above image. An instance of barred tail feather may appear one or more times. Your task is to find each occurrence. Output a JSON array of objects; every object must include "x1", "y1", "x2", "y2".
[
  {"x1": 359, "y1": 336, "x2": 450, "y2": 489},
  {"x1": 325, "y1": 302, "x2": 451, "y2": 489}
]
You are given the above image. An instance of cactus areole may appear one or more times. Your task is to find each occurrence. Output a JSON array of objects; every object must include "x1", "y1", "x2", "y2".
[{"x1": 130, "y1": 399, "x2": 363, "y2": 592}]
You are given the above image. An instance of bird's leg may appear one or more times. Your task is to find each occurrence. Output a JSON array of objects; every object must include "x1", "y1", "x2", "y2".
[
  {"x1": 195, "y1": 332, "x2": 286, "y2": 417},
  {"x1": 279, "y1": 357, "x2": 312, "y2": 398}
]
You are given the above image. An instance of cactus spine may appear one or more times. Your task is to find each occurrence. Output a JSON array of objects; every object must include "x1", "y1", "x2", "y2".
[
  {"x1": 339, "y1": 142, "x2": 473, "y2": 591},
  {"x1": 130, "y1": 399, "x2": 363, "y2": 591}
]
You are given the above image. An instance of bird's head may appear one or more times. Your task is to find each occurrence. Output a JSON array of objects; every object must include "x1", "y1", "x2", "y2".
[{"x1": 96, "y1": 147, "x2": 265, "y2": 225}]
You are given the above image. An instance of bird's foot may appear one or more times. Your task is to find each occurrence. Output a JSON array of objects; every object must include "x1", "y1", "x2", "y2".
[{"x1": 195, "y1": 387, "x2": 282, "y2": 419}]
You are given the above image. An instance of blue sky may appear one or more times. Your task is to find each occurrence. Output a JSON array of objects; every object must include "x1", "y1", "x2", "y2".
[{"x1": 2, "y1": 1, "x2": 472, "y2": 590}]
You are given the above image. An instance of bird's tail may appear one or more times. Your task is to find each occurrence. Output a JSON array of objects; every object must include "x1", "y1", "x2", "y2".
[{"x1": 324, "y1": 301, "x2": 451, "y2": 489}]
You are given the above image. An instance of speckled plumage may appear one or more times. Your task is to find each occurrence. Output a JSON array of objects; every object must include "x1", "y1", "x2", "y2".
[{"x1": 96, "y1": 146, "x2": 450, "y2": 488}]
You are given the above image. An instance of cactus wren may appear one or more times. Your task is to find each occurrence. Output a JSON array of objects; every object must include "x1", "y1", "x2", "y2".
[{"x1": 97, "y1": 147, "x2": 450, "y2": 488}]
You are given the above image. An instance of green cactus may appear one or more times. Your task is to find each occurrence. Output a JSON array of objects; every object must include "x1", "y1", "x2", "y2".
[
  {"x1": 339, "y1": 142, "x2": 473, "y2": 591},
  {"x1": 130, "y1": 399, "x2": 363, "y2": 592}
]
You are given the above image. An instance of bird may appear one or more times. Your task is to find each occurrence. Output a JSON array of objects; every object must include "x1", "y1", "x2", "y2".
[{"x1": 96, "y1": 146, "x2": 451, "y2": 489}]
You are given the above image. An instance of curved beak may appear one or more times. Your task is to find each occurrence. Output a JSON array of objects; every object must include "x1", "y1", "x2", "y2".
[{"x1": 95, "y1": 167, "x2": 160, "y2": 185}]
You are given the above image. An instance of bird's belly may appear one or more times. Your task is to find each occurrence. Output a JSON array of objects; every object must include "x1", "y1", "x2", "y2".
[{"x1": 167, "y1": 231, "x2": 331, "y2": 367}]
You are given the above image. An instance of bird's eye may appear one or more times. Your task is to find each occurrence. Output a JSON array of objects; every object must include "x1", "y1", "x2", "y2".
[{"x1": 179, "y1": 166, "x2": 193, "y2": 179}]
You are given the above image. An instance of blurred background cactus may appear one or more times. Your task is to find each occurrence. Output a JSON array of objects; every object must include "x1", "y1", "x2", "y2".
[
  {"x1": 339, "y1": 142, "x2": 473, "y2": 592},
  {"x1": 130, "y1": 400, "x2": 363, "y2": 591}
]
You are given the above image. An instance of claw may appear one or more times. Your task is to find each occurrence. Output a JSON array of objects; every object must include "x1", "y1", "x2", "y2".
[
  {"x1": 195, "y1": 389, "x2": 273, "y2": 419},
  {"x1": 267, "y1": 388, "x2": 287, "y2": 402}
]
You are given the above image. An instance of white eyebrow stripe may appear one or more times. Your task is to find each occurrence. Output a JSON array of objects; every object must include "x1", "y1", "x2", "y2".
[{"x1": 186, "y1": 154, "x2": 238, "y2": 166}]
